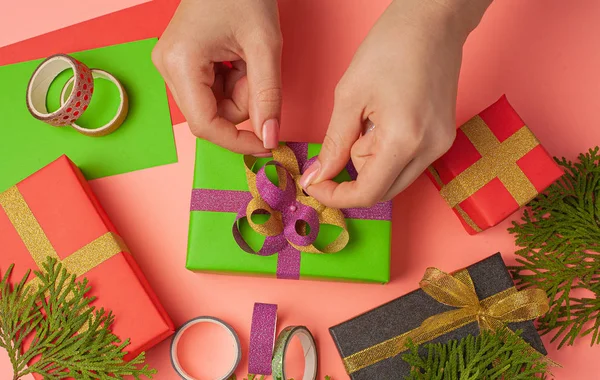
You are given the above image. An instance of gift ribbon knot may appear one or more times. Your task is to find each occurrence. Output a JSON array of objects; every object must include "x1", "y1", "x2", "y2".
[
  {"x1": 342, "y1": 267, "x2": 550, "y2": 374},
  {"x1": 232, "y1": 145, "x2": 349, "y2": 279}
]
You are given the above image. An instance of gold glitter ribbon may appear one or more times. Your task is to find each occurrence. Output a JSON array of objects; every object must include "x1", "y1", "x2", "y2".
[
  {"x1": 0, "y1": 185, "x2": 128, "y2": 290},
  {"x1": 430, "y1": 116, "x2": 540, "y2": 231},
  {"x1": 342, "y1": 267, "x2": 549, "y2": 374},
  {"x1": 243, "y1": 145, "x2": 349, "y2": 254}
]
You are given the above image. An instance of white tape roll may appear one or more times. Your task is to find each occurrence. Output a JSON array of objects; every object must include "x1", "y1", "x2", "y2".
[{"x1": 170, "y1": 317, "x2": 242, "y2": 380}]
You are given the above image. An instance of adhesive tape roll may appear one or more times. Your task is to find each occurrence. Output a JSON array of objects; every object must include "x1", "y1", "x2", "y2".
[
  {"x1": 59, "y1": 69, "x2": 128, "y2": 136},
  {"x1": 271, "y1": 326, "x2": 318, "y2": 380},
  {"x1": 170, "y1": 317, "x2": 242, "y2": 380},
  {"x1": 26, "y1": 54, "x2": 128, "y2": 137}
]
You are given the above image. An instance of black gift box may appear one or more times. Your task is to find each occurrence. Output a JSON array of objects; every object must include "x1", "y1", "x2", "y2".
[{"x1": 329, "y1": 253, "x2": 547, "y2": 379}]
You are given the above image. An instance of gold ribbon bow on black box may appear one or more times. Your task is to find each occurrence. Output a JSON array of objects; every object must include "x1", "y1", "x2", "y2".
[{"x1": 329, "y1": 253, "x2": 551, "y2": 379}]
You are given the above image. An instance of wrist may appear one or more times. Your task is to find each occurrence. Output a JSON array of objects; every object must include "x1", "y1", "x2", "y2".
[
  {"x1": 390, "y1": 0, "x2": 492, "y2": 41},
  {"x1": 437, "y1": 0, "x2": 493, "y2": 32}
]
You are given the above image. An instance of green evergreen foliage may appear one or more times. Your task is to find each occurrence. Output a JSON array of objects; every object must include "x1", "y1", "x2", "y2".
[
  {"x1": 509, "y1": 147, "x2": 600, "y2": 348},
  {"x1": 0, "y1": 258, "x2": 155, "y2": 380},
  {"x1": 402, "y1": 331, "x2": 549, "y2": 379}
]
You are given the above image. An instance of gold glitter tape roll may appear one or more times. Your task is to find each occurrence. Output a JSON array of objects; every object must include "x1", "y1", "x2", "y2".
[
  {"x1": 26, "y1": 54, "x2": 128, "y2": 137},
  {"x1": 170, "y1": 317, "x2": 241, "y2": 380},
  {"x1": 59, "y1": 69, "x2": 128, "y2": 137}
]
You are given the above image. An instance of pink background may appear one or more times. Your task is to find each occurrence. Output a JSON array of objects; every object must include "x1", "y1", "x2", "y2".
[
  {"x1": 0, "y1": 0, "x2": 149, "y2": 47},
  {"x1": 1, "y1": 0, "x2": 600, "y2": 378}
]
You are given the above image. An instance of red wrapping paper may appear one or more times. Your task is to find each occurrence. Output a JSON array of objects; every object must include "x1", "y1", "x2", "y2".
[
  {"x1": 0, "y1": 156, "x2": 174, "y2": 377},
  {"x1": 427, "y1": 96, "x2": 564, "y2": 234}
]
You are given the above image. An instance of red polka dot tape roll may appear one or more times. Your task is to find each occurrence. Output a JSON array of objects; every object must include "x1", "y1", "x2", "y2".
[{"x1": 26, "y1": 54, "x2": 128, "y2": 137}]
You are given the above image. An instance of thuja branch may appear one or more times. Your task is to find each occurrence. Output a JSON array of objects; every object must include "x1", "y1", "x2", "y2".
[
  {"x1": 509, "y1": 147, "x2": 600, "y2": 348},
  {"x1": 402, "y1": 330, "x2": 550, "y2": 379},
  {"x1": 0, "y1": 258, "x2": 156, "y2": 379}
]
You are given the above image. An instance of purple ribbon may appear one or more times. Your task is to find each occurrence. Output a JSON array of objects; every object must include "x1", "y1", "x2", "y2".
[
  {"x1": 248, "y1": 303, "x2": 278, "y2": 375},
  {"x1": 190, "y1": 142, "x2": 392, "y2": 279}
]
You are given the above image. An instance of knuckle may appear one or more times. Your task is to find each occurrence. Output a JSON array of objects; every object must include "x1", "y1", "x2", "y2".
[
  {"x1": 322, "y1": 131, "x2": 342, "y2": 157},
  {"x1": 151, "y1": 45, "x2": 163, "y2": 71},
  {"x1": 255, "y1": 85, "x2": 283, "y2": 105},
  {"x1": 151, "y1": 44, "x2": 166, "y2": 71},
  {"x1": 188, "y1": 119, "x2": 210, "y2": 139},
  {"x1": 433, "y1": 124, "x2": 456, "y2": 153},
  {"x1": 385, "y1": 118, "x2": 426, "y2": 150},
  {"x1": 246, "y1": 31, "x2": 283, "y2": 56},
  {"x1": 357, "y1": 192, "x2": 380, "y2": 208},
  {"x1": 404, "y1": 121, "x2": 427, "y2": 145},
  {"x1": 267, "y1": 33, "x2": 284, "y2": 51},
  {"x1": 155, "y1": 44, "x2": 190, "y2": 75},
  {"x1": 333, "y1": 82, "x2": 352, "y2": 105}
]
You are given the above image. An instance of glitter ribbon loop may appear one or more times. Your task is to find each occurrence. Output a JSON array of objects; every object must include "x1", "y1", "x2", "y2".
[
  {"x1": 233, "y1": 145, "x2": 350, "y2": 279},
  {"x1": 254, "y1": 161, "x2": 321, "y2": 247},
  {"x1": 342, "y1": 267, "x2": 550, "y2": 374}
]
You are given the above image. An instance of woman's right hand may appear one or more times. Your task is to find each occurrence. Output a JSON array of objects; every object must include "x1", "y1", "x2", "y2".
[{"x1": 152, "y1": 0, "x2": 283, "y2": 155}]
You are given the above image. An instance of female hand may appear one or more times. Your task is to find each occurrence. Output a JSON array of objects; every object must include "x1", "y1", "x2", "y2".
[
  {"x1": 300, "y1": 0, "x2": 492, "y2": 208},
  {"x1": 152, "y1": 0, "x2": 283, "y2": 155}
]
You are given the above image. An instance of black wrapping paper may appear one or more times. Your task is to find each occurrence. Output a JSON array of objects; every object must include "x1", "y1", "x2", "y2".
[{"x1": 329, "y1": 253, "x2": 547, "y2": 379}]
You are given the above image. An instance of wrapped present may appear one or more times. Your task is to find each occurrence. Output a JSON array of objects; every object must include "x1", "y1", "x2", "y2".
[
  {"x1": 0, "y1": 155, "x2": 174, "y2": 374},
  {"x1": 427, "y1": 95, "x2": 563, "y2": 234},
  {"x1": 329, "y1": 253, "x2": 549, "y2": 379},
  {"x1": 187, "y1": 140, "x2": 392, "y2": 283}
]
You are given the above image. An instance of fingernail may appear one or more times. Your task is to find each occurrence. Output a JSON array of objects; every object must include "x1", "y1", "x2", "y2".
[
  {"x1": 252, "y1": 152, "x2": 272, "y2": 158},
  {"x1": 299, "y1": 160, "x2": 321, "y2": 189},
  {"x1": 262, "y1": 119, "x2": 279, "y2": 149},
  {"x1": 363, "y1": 119, "x2": 376, "y2": 135}
]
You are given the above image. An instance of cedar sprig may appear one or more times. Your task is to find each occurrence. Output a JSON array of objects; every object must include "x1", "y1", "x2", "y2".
[
  {"x1": 0, "y1": 257, "x2": 156, "y2": 380},
  {"x1": 402, "y1": 330, "x2": 550, "y2": 379},
  {"x1": 509, "y1": 147, "x2": 600, "y2": 348}
]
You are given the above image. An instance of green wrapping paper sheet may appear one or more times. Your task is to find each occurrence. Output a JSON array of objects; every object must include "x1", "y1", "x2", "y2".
[
  {"x1": 0, "y1": 38, "x2": 176, "y2": 192},
  {"x1": 187, "y1": 139, "x2": 391, "y2": 283}
]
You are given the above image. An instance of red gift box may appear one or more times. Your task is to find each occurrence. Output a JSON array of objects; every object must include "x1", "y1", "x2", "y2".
[
  {"x1": 427, "y1": 95, "x2": 564, "y2": 234},
  {"x1": 0, "y1": 156, "x2": 174, "y2": 376}
]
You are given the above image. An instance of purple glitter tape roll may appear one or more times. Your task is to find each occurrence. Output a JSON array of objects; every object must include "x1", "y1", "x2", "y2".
[{"x1": 248, "y1": 303, "x2": 278, "y2": 375}]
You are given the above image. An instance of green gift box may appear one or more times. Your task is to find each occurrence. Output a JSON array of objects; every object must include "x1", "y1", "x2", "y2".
[{"x1": 186, "y1": 139, "x2": 392, "y2": 283}]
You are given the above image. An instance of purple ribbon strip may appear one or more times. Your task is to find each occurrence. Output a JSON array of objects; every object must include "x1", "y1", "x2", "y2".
[
  {"x1": 190, "y1": 189, "x2": 393, "y2": 221},
  {"x1": 190, "y1": 142, "x2": 392, "y2": 279},
  {"x1": 248, "y1": 303, "x2": 278, "y2": 375}
]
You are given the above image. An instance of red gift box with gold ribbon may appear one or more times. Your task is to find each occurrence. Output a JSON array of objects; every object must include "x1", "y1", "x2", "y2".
[
  {"x1": 0, "y1": 156, "x2": 174, "y2": 376},
  {"x1": 427, "y1": 96, "x2": 564, "y2": 234}
]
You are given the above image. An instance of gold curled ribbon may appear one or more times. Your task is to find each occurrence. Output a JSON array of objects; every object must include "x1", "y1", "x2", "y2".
[
  {"x1": 243, "y1": 145, "x2": 349, "y2": 254},
  {"x1": 430, "y1": 116, "x2": 541, "y2": 231},
  {"x1": 0, "y1": 185, "x2": 128, "y2": 290},
  {"x1": 342, "y1": 267, "x2": 550, "y2": 374}
]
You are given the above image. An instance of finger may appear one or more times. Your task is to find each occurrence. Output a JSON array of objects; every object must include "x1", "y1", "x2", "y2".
[
  {"x1": 348, "y1": 124, "x2": 377, "y2": 174},
  {"x1": 212, "y1": 71, "x2": 226, "y2": 100},
  {"x1": 224, "y1": 60, "x2": 247, "y2": 98},
  {"x1": 306, "y1": 138, "x2": 414, "y2": 208},
  {"x1": 212, "y1": 61, "x2": 250, "y2": 124},
  {"x1": 169, "y1": 57, "x2": 267, "y2": 154},
  {"x1": 381, "y1": 157, "x2": 426, "y2": 201},
  {"x1": 298, "y1": 88, "x2": 363, "y2": 189},
  {"x1": 217, "y1": 75, "x2": 249, "y2": 124},
  {"x1": 153, "y1": 57, "x2": 183, "y2": 111},
  {"x1": 245, "y1": 40, "x2": 283, "y2": 149},
  {"x1": 382, "y1": 135, "x2": 455, "y2": 201}
]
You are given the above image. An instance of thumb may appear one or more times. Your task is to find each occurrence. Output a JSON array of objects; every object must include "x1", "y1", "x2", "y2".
[
  {"x1": 246, "y1": 42, "x2": 283, "y2": 150},
  {"x1": 299, "y1": 90, "x2": 362, "y2": 189}
]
